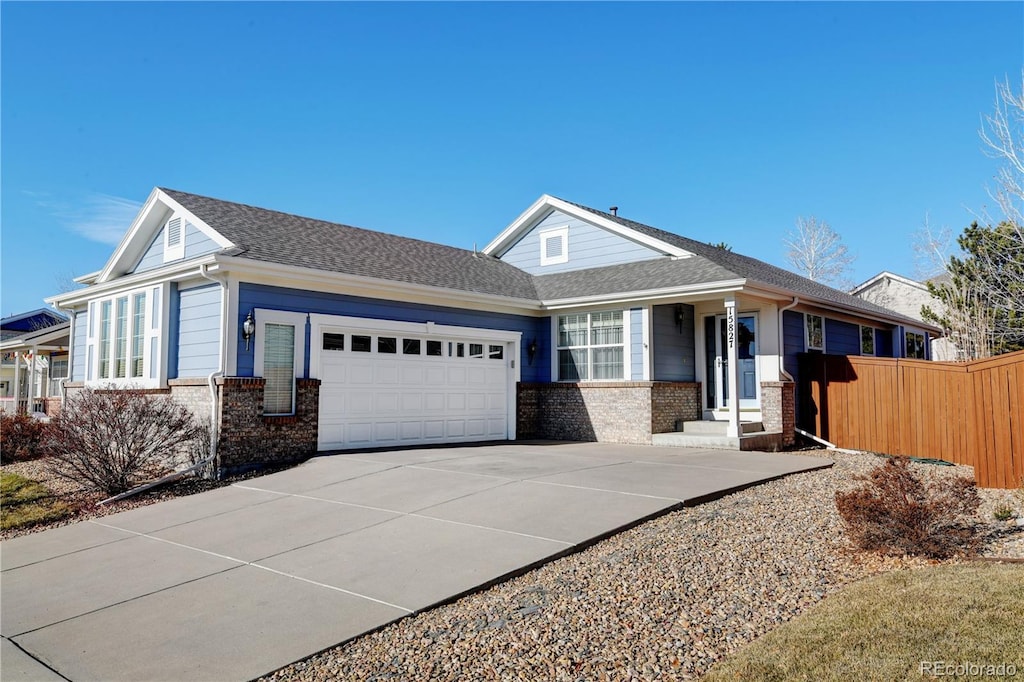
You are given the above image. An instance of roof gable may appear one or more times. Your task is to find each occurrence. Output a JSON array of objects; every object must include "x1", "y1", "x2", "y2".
[
  {"x1": 483, "y1": 195, "x2": 692, "y2": 260},
  {"x1": 95, "y1": 188, "x2": 234, "y2": 283}
]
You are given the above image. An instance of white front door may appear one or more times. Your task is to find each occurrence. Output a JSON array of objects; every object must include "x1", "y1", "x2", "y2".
[
  {"x1": 713, "y1": 313, "x2": 759, "y2": 410},
  {"x1": 312, "y1": 316, "x2": 519, "y2": 450}
]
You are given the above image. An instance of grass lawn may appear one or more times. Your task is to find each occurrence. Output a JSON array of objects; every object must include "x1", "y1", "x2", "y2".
[
  {"x1": 705, "y1": 562, "x2": 1024, "y2": 682},
  {"x1": 0, "y1": 471, "x2": 74, "y2": 531}
]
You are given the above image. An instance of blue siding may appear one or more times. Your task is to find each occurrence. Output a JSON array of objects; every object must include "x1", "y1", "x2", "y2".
[
  {"x1": 825, "y1": 318, "x2": 860, "y2": 355},
  {"x1": 236, "y1": 283, "x2": 550, "y2": 382},
  {"x1": 72, "y1": 309, "x2": 87, "y2": 382},
  {"x1": 131, "y1": 222, "x2": 220, "y2": 274},
  {"x1": 876, "y1": 328, "x2": 894, "y2": 357},
  {"x1": 133, "y1": 228, "x2": 165, "y2": 274},
  {"x1": 651, "y1": 304, "x2": 696, "y2": 382},
  {"x1": 630, "y1": 308, "x2": 644, "y2": 380},
  {"x1": 172, "y1": 283, "x2": 221, "y2": 378},
  {"x1": 782, "y1": 310, "x2": 805, "y2": 384},
  {"x1": 500, "y1": 210, "x2": 663, "y2": 275}
]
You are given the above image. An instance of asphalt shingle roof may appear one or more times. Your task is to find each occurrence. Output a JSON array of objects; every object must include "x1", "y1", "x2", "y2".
[
  {"x1": 557, "y1": 199, "x2": 930, "y2": 326},
  {"x1": 159, "y1": 188, "x2": 932, "y2": 328},
  {"x1": 161, "y1": 188, "x2": 540, "y2": 302}
]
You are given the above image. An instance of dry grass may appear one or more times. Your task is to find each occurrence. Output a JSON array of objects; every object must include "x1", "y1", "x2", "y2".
[
  {"x1": 0, "y1": 471, "x2": 75, "y2": 531},
  {"x1": 704, "y1": 562, "x2": 1024, "y2": 682}
]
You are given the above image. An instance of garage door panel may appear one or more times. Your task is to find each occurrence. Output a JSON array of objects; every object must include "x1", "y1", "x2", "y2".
[{"x1": 316, "y1": 325, "x2": 511, "y2": 450}]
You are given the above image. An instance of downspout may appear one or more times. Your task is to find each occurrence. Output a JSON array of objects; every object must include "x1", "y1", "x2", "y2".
[
  {"x1": 51, "y1": 303, "x2": 75, "y2": 409},
  {"x1": 198, "y1": 262, "x2": 229, "y2": 473},
  {"x1": 98, "y1": 263, "x2": 230, "y2": 505},
  {"x1": 778, "y1": 297, "x2": 799, "y2": 381}
]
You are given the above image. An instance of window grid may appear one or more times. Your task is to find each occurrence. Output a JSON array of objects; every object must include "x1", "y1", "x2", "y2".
[{"x1": 557, "y1": 311, "x2": 624, "y2": 381}]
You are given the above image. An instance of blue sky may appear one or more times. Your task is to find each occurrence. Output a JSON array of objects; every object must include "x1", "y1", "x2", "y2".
[{"x1": 2, "y1": 1, "x2": 1021, "y2": 316}]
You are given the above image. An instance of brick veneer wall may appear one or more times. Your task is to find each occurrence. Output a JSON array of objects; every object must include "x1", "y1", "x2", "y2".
[
  {"x1": 65, "y1": 378, "x2": 321, "y2": 476},
  {"x1": 760, "y1": 381, "x2": 795, "y2": 446},
  {"x1": 518, "y1": 381, "x2": 702, "y2": 445},
  {"x1": 215, "y1": 377, "x2": 321, "y2": 475}
]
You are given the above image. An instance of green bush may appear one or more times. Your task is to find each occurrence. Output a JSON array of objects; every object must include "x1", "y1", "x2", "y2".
[{"x1": 0, "y1": 412, "x2": 48, "y2": 464}]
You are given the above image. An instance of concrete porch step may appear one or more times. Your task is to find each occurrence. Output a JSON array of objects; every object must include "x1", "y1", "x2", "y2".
[
  {"x1": 652, "y1": 431, "x2": 784, "y2": 452},
  {"x1": 679, "y1": 420, "x2": 765, "y2": 435}
]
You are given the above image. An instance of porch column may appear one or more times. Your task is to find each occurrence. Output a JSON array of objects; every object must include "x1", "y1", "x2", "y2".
[
  {"x1": 12, "y1": 352, "x2": 21, "y2": 413},
  {"x1": 27, "y1": 346, "x2": 38, "y2": 412},
  {"x1": 724, "y1": 296, "x2": 741, "y2": 438}
]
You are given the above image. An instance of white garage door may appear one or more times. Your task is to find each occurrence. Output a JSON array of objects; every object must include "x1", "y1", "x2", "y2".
[{"x1": 312, "y1": 316, "x2": 519, "y2": 451}]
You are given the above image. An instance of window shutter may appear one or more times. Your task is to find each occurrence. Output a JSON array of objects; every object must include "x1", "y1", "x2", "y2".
[{"x1": 263, "y1": 323, "x2": 296, "y2": 414}]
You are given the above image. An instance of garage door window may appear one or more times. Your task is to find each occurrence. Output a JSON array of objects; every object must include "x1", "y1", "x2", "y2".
[{"x1": 264, "y1": 324, "x2": 296, "y2": 415}]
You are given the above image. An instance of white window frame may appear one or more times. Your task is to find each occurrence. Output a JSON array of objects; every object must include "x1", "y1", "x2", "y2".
[
  {"x1": 539, "y1": 225, "x2": 569, "y2": 266},
  {"x1": 905, "y1": 331, "x2": 927, "y2": 360},
  {"x1": 163, "y1": 216, "x2": 186, "y2": 263},
  {"x1": 555, "y1": 310, "x2": 627, "y2": 382},
  {"x1": 253, "y1": 309, "x2": 306, "y2": 416},
  {"x1": 85, "y1": 285, "x2": 163, "y2": 388},
  {"x1": 860, "y1": 325, "x2": 876, "y2": 356},
  {"x1": 805, "y1": 313, "x2": 825, "y2": 351}
]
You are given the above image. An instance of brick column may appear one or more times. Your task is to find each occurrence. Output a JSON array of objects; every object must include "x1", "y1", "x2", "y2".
[{"x1": 761, "y1": 381, "x2": 795, "y2": 447}]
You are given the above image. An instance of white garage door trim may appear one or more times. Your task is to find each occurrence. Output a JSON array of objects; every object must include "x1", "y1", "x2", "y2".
[{"x1": 310, "y1": 314, "x2": 521, "y2": 450}]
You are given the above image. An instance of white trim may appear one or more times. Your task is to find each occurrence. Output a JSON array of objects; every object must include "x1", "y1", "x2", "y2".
[
  {"x1": 641, "y1": 305, "x2": 651, "y2": 381},
  {"x1": 95, "y1": 188, "x2": 233, "y2": 284},
  {"x1": 540, "y1": 280, "x2": 747, "y2": 309},
  {"x1": 622, "y1": 309, "x2": 633, "y2": 380},
  {"x1": 554, "y1": 309, "x2": 627, "y2": 382},
  {"x1": 538, "y1": 225, "x2": 569, "y2": 266},
  {"x1": 49, "y1": 255, "x2": 219, "y2": 308},
  {"x1": 850, "y1": 271, "x2": 928, "y2": 296},
  {"x1": 84, "y1": 285, "x2": 162, "y2": 388},
  {"x1": 804, "y1": 312, "x2": 825, "y2": 352},
  {"x1": 253, "y1": 309, "x2": 307, "y2": 416},
  {"x1": 483, "y1": 195, "x2": 691, "y2": 259},
  {"x1": 163, "y1": 216, "x2": 186, "y2": 262}
]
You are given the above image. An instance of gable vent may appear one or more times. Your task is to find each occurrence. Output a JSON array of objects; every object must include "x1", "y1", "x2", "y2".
[
  {"x1": 166, "y1": 217, "x2": 182, "y2": 247},
  {"x1": 544, "y1": 234, "x2": 563, "y2": 259}
]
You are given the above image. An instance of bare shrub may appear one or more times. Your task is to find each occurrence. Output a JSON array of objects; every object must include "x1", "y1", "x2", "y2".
[
  {"x1": 43, "y1": 388, "x2": 203, "y2": 496},
  {"x1": 0, "y1": 412, "x2": 48, "y2": 464},
  {"x1": 835, "y1": 457, "x2": 981, "y2": 559}
]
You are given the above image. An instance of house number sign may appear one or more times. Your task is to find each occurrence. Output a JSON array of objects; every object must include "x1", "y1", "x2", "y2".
[{"x1": 726, "y1": 307, "x2": 736, "y2": 349}]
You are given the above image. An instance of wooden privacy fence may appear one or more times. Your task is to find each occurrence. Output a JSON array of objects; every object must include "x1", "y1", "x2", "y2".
[{"x1": 799, "y1": 350, "x2": 1024, "y2": 489}]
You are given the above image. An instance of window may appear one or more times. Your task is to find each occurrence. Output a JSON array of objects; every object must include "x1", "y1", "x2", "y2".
[
  {"x1": 323, "y1": 333, "x2": 345, "y2": 351},
  {"x1": 352, "y1": 335, "x2": 372, "y2": 352},
  {"x1": 377, "y1": 337, "x2": 397, "y2": 354},
  {"x1": 805, "y1": 314, "x2": 824, "y2": 351},
  {"x1": 48, "y1": 357, "x2": 68, "y2": 395},
  {"x1": 488, "y1": 345, "x2": 504, "y2": 360},
  {"x1": 263, "y1": 324, "x2": 296, "y2": 415},
  {"x1": 87, "y1": 286, "x2": 162, "y2": 386},
  {"x1": 906, "y1": 332, "x2": 926, "y2": 359},
  {"x1": 860, "y1": 326, "x2": 875, "y2": 356},
  {"x1": 403, "y1": 338, "x2": 421, "y2": 355},
  {"x1": 426, "y1": 340, "x2": 443, "y2": 356},
  {"x1": 557, "y1": 311, "x2": 624, "y2": 381},
  {"x1": 253, "y1": 310, "x2": 306, "y2": 416},
  {"x1": 539, "y1": 226, "x2": 569, "y2": 266}
]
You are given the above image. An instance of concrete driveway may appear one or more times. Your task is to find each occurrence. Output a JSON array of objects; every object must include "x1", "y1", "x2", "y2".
[{"x1": 2, "y1": 442, "x2": 830, "y2": 682}]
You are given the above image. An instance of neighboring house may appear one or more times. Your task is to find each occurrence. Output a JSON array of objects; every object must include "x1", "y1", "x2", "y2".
[
  {"x1": 850, "y1": 271, "x2": 957, "y2": 361},
  {"x1": 0, "y1": 309, "x2": 70, "y2": 415},
  {"x1": 48, "y1": 189, "x2": 939, "y2": 474}
]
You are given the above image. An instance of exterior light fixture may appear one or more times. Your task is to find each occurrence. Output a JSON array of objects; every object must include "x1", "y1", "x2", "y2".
[
  {"x1": 527, "y1": 338, "x2": 538, "y2": 364},
  {"x1": 242, "y1": 311, "x2": 256, "y2": 351}
]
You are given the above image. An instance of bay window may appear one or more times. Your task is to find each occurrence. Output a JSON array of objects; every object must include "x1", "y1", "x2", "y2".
[
  {"x1": 87, "y1": 286, "x2": 162, "y2": 386},
  {"x1": 557, "y1": 311, "x2": 625, "y2": 381}
]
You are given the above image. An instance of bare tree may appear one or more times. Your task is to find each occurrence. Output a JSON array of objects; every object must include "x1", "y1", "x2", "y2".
[
  {"x1": 784, "y1": 216, "x2": 855, "y2": 288},
  {"x1": 980, "y1": 71, "x2": 1024, "y2": 230},
  {"x1": 912, "y1": 213, "x2": 956, "y2": 281}
]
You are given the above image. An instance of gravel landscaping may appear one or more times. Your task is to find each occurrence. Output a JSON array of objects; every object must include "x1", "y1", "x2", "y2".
[{"x1": 262, "y1": 449, "x2": 1024, "y2": 682}]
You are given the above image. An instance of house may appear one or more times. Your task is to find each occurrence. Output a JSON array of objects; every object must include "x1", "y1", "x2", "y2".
[
  {"x1": 0, "y1": 309, "x2": 70, "y2": 415},
  {"x1": 850, "y1": 271, "x2": 957, "y2": 360},
  {"x1": 47, "y1": 188, "x2": 939, "y2": 475}
]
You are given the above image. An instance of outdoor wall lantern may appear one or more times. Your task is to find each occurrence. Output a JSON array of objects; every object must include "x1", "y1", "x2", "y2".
[
  {"x1": 527, "y1": 338, "x2": 538, "y2": 364},
  {"x1": 675, "y1": 304, "x2": 685, "y2": 333},
  {"x1": 242, "y1": 311, "x2": 256, "y2": 351}
]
